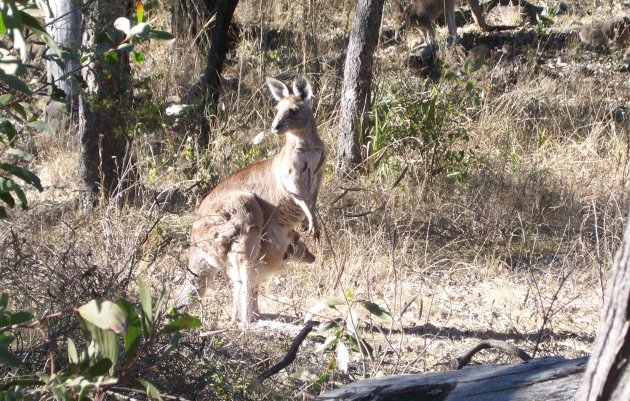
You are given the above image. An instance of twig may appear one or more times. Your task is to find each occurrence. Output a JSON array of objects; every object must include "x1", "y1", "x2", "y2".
[
  {"x1": 456, "y1": 339, "x2": 532, "y2": 370},
  {"x1": 259, "y1": 320, "x2": 315, "y2": 381}
]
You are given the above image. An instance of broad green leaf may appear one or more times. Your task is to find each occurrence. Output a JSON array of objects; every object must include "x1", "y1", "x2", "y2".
[
  {"x1": 357, "y1": 300, "x2": 391, "y2": 321},
  {"x1": 132, "y1": 50, "x2": 144, "y2": 64},
  {"x1": 83, "y1": 322, "x2": 119, "y2": 374},
  {"x1": 0, "y1": 191, "x2": 15, "y2": 208},
  {"x1": 129, "y1": 23, "x2": 150, "y2": 39},
  {"x1": 13, "y1": 184, "x2": 28, "y2": 209},
  {"x1": 116, "y1": 299, "x2": 142, "y2": 359},
  {"x1": 67, "y1": 338, "x2": 79, "y2": 364},
  {"x1": 0, "y1": 120, "x2": 18, "y2": 142},
  {"x1": 78, "y1": 300, "x2": 127, "y2": 334},
  {"x1": 318, "y1": 319, "x2": 340, "y2": 334},
  {"x1": 0, "y1": 292, "x2": 7, "y2": 309},
  {"x1": 148, "y1": 29, "x2": 175, "y2": 43},
  {"x1": 2, "y1": 2, "x2": 26, "y2": 59},
  {"x1": 0, "y1": 163, "x2": 42, "y2": 191},
  {"x1": 86, "y1": 358, "x2": 113, "y2": 376},
  {"x1": 0, "y1": 93, "x2": 12, "y2": 106},
  {"x1": 160, "y1": 315, "x2": 201, "y2": 335},
  {"x1": 19, "y1": 11, "x2": 61, "y2": 56},
  {"x1": 0, "y1": 347, "x2": 20, "y2": 367},
  {"x1": 114, "y1": 17, "x2": 131, "y2": 35},
  {"x1": 117, "y1": 43, "x2": 134, "y2": 52},
  {"x1": 0, "y1": 205, "x2": 6, "y2": 218},
  {"x1": 0, "y1": 334, "x2": 14, "y2": 347},
  {"x1": 28, "y1": 120, "x2": 54, "y2": 134},
  {"x1": 137, "y1": 278, "x2": 153, "y2": 336},
  {"x1": 7, "y1": 148, "x2": 33, "y2": 161},
  {"x1": 6, "y1": 311, "x2": 32, "y2": 325},
  {"x1": 133, "y1": 378, "x2": 161, "y2": 401},
  {"x1": 0, "y1": 70, "x2": 31, "y2": 93},
  {"x1": 0, "y1": 10, "x2": 5, "y2": 34}
]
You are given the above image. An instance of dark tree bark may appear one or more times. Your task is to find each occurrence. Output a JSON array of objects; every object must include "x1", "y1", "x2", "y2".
[
  {"x1": 78, "y1": 1, "x2": 134, "y2": 203},
  {"x1": 336, "y1": 0, "x2": 385, "y2": 178},
  {"x1": 172, "y1": 0, "x2": 239, "y2": 149},
  {"x1": 576, "y1": 215, "x2": 630, "y2": 400},
  {"x1": 46, "y1": 0, "x2": 82, "y2": 120}
]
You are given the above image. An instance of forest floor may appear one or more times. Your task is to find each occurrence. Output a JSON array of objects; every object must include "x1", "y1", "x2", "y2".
[{"x1": 2, "y1": 0, "x2": 630, "y2": 400}]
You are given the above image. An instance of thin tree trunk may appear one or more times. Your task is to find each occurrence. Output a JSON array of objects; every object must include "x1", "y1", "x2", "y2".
[
  {"x1": 172, "y1": 0, "x2": 239, "y2": 150},
  {"x1": 46, "y1": 0, "x2": 82, "y2": 120},
  {"x1": 199, "y1": 0, "x2": 239, "y2": 148},
  {"x1": 336, "y1": 0, "x2": 384, "y2": 178},
  {"x1": 576, "y1": 214, "x2": 630, "y2": 400},
  {"x1": 78, "y1": 1, "x2": 133, "y2": 204}
]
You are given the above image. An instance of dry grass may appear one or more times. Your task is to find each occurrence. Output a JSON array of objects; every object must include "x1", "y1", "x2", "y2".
[{"x1": 2, "y1": 0, "x2": 629, "y2": 399}]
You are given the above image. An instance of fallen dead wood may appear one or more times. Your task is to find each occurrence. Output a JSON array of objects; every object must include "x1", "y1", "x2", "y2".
[
  {"x1": 313, "y1": 356, "x2": 588, "y2": 401},
  {"x1": 259, "y1": 320, "x2": 315, "y2": 381},
  {"x1": 456, "y1": 339, "x2": 532, "y2": 369}
]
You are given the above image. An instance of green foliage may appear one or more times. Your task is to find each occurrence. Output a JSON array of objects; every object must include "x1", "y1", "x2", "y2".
[
  {"x1": 303, "y1": 294, "x2": 390, "y2": 382},
  {"x1": 369, "y1": 62, "x2": 485, "y2": 180},
  {"x1": 0, "y1": 278, "x2": 201, "y2": 401}
]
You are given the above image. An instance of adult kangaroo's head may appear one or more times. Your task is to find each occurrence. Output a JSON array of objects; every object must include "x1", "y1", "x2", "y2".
[{"x1": 266, "y1": 76, "x2": 314, "y2": 136}]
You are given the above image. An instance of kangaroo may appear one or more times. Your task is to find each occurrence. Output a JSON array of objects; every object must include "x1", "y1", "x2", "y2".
[
  {"x1": 395, "y1": 0, "x2": 519, "y2": 47},
  {"x1": 182, "y1": 76, "x2": 325, "y2": 324},
  {"x1": 579, "y1": 15, "x2": 630, "y2": 48}
]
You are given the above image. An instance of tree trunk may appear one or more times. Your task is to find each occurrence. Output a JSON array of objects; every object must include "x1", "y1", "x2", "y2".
[
  {"x1": 576, "y1": 215, "x2": 630, "y2": 400},
  {"x1": 46, "y1": 0, "x2": 82, "y2": 120},
  {"x1": 172, "y1": 0, "x2": 239, "y2": 150},
  {"x1": 313, "y1": 356, "x2": 588, "y2": 401},
  {"x1": 78, "y1": 1, "x2": 133, "y2": 204},
  {"x1": 336, "y1": 0, "x2": 384, "y2": 178}
]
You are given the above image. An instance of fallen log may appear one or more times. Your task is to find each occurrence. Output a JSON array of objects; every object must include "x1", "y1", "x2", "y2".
[{"x1": 313, "y1": 356, "x2": 588, "y2": 401}]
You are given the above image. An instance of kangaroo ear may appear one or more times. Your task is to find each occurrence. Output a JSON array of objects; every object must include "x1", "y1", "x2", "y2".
[
  {"x1": 293, "y1": 77, "x2": 312, "y2": 102},
  {"x1": 266, "y1": 77, "x2": 290, "y2": 101}
]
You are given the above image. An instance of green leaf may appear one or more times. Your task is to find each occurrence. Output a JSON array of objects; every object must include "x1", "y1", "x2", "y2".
[
  {"x1": 86, "y1": 358, "x2": 113, "y2": 377},
  {"x1": 67, "y1": 338, "x2": 79, "y2": 364},
  {"x1": 148, "y1": 29, "x2": 175, "y2": 43},
  {"x1": 0, "y1": 10, "x2": 5, "y2": 34},
  {"x1": 116, "y1": 299, "x2": 142, "y2": 359},
  {"x1": 0, "y1": 70, "x2": 31, "y2": 93},
  {"x1": 136, "y1": 1, "x2": 144, "y2": 23},
  {"x1": 117, "y1": 43, "x2": 134, "y2": 53},
  {"x1": 0, "y1": 347, "x2": 20, "y2": 367},
  {"x1": 78, "y1": 300, "x2": 127, "y2": 334},
  {"x1": 114, "y1": 17, "x2": 131, "y2": 35},
  {"x1": 160, "y1": 315, "x2": 201, "y2": 335},
  {"x1": 137, "y1": 278, "x2": 153, "y2": 336},
  {"x1": 0, "y1": 120, "x2": 18, "y2": 142},
  {"x1": 7, "y1": 312, "x2": 33, "y2": 325},
  {"x1": 129, "y1": 23, "x2": 150, "y2": 39},
  {"x1": 28, "y1": 120, "x2": 54, "y2": 134},
  {"x1": 0, "y1": 205, "x2": 6, "y2": 218},
  {"x1": 0, "y1": 191, "x2": 15, "y2": 208},
  {"x1": 83, "y1": 323, "x2": 119, "y2": 374},
  {"x1": 0, "y1": 163, "x2": 43, "y2": 191},
  {"x1": 132, "y1": 50, "x2": 144, "y2": 64},
  {"x1": 19, "y1": 11, "x2": 61, "y2": 56},
  {"x1": 0, "y1": 93, "x2": 12, "y2": 106},
  {"x1": 0, "y1": 292, "x2": 8, "y2": 310},
  {"x1": 0, "y1": 334, "x2": 14, "y2": 347},
  {"x1": 133, "y1": 378, "x2": 161, "y2": 401},
  {"x1": 7, "y1": 148, "x2": 33, "y2": 161},
  {"x1": 357, "y1": 300, "x2": 391, "y2": 321}
]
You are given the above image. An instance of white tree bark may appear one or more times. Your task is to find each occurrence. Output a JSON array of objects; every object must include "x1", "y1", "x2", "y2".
[
  {"x1": 46, "y1": 0, "x2": 82, "y2": 115},
  {"x1": 576, "y1": 215, "x2": 630, "y2": 401}
]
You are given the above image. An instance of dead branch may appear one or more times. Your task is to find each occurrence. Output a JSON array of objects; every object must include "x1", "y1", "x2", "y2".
[
  {"x1": 456, "y1": 339, "x2": 532, "y2": 370},
  {"x1": 259, "y1": 320, "x2": 315, "y2": 381}
]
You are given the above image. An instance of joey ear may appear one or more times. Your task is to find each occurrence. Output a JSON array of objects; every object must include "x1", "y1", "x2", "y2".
[
  {"x1": 266, "y1": 77, "x2": 290, "y2": 101},
  {"x1": 292, "y1": 77, "x2": 312, "y2": 102}
]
